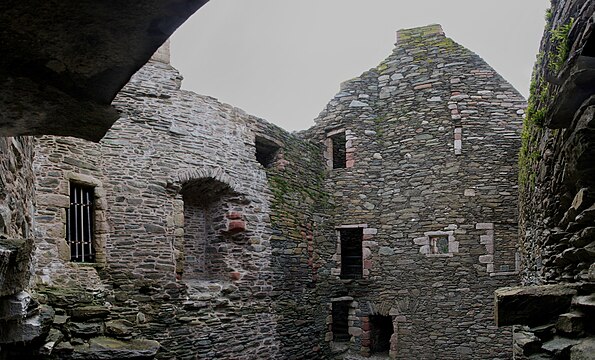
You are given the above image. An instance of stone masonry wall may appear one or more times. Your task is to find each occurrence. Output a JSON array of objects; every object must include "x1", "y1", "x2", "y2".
[
  {"x1": 0, "y1": 136, "x2": 46, "y2": 356},
  {"x1": 29, "y1": 58, "x2": 335, "y2": 359},
  {"x1": 248, "y1": 118, "x2": 336, "y2": 359},
  {"x1": 306, "y1": 24, "x2": 524, "y2": 359},
  {"x1": 27, "y1": 24, "x2": 537, "y2": 360},
  {"x1": 0, "y1": 136, "x2": 35, "y2": 296},
  {"x1": 497, "y1": 0, "x2": 595, "y2": 359}
]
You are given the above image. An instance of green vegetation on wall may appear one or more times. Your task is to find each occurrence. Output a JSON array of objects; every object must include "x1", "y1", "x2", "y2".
[{"x1": 549, "y1": 18, "x2": 574, "y2": 73}]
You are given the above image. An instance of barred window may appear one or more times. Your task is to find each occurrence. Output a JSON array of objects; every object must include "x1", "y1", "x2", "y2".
[{"x1": 66, "y1": 183, "x2": 95, "y2": 262}]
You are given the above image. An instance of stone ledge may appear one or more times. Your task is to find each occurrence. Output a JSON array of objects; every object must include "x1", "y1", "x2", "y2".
[
  {"x1": 495, "y1": 284, "x2": 578, "y2": 327},
  {"x1": 489, "y1": 271, "x2": 518, "y2": 277}
]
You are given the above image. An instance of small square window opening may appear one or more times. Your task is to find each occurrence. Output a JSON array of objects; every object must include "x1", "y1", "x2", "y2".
[{"x1": 429, "y1": 235, "x2": 449, "y2": 254}]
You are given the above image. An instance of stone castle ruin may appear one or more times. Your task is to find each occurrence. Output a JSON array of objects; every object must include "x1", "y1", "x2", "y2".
[{"x1": 0, "y1": 1, "x2": 594, "y2": 359}]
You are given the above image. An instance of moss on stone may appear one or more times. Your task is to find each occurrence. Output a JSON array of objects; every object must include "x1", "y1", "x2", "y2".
[{"x1": 549, "y1": 18, "x2": 574, "y2": 73}]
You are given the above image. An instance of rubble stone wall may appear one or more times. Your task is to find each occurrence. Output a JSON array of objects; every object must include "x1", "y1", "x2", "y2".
[
  {"x1": 0, "y1": 136, "x2": 35, "y2": 295},
  {"x1": 27, "y1": 24, "x2": 531, "y2": 360},
  {"x1": 501, "y1": 0, "x2": 595, "y2": 358},
  {"x1": 306, "y1": 24, "x2": 524, "y2": 359},
  {"x1": 29, "y1": 59, "x2": 331, "y2": 359}
]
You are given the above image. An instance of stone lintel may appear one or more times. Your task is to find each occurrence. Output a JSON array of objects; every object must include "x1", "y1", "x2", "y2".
[
  {"x1": 476, "y1": 222, "x2": 494, "y2": 230},
  {"x1": 336, "y1": 224, "x2": 367, "y2": 229},
  {"x1": 494, "y1": 284, "x2": 578, "y2": 327},
  {"x1": 331, "y1": 296, "x2": 354, "y2": 302}
]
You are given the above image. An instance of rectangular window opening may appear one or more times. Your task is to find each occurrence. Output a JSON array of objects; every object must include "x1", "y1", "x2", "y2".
[
  {"x1": 340, "y1": 228, "x2": 363, "y2": 279},
  {"x1": 330, "y1": 132, "x2": 347, "y2": 169},
  {"x1": 429, "y1": 235, "x2": 449, "y2": 254},
  {"x1": 67, "y1": 183, "x2": 95, "y2": 262},
  {"x1": 332, "y1": 301, "x2": 350, "y2": 342},
  {"x1": 369, "y1": 315, "x2": 394, "y2": 354},
  {"x1": 255, "y1": 135, "x2": 280, "y2": 168}
]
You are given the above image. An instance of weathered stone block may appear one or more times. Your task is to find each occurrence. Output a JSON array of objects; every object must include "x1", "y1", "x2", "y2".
[
  {"x1": 556, "y1": 312, "x2": 584, "y2": 335},
  {"x1": 68, "y1": 306, "x2": 110, "y2": 321},
  {"x1": 70, "y1": 337, "x2": 160, "y2": 359},
  {"x1": 513, "y1": 330, "x2": 541, "y2": 357},
  {"x1": 68, "y1": 321, "x2": 103, "y2": 337},
  {"x1": 0, "y1": 238, "x2": 34, "y2": 297},
  {"x1": 542, "y1": 336, "x2": 581, "y2": 355},
  {"x1": 226, "y1": 220, "x2": 246, "y2": 233},
  {"x1": 0, "y1": 305, "x2": 54, "y2": 344},
  {"x1": 480, "y1": 234, "x2": 494, "y2": 244},
  {"x1": 0, "y1": 291, "x2": 32, "y2": 321},
  {"x1": 570, "y1": 338, "x2": 595, "y2": 360},
  {"x1": 37, "y1": 194, "x2": 69, "y2": 208},
  {"x1": 105, "y1": 320, "x2": 133, "y2": 337}
]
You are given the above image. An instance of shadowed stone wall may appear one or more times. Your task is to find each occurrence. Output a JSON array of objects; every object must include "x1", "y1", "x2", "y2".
[{"x1": 496, "y1": 1, "x2": 595, "y2": 358}]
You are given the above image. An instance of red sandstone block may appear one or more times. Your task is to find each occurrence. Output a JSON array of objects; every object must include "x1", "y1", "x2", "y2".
[
  {"x1": 364, "y1": 260, "x2": 372, "y2": 269},
  {"x1": 230, "y1": 271, "x2": 241, "y2": 281},
  {"x1": 226, "y1": 211, "x2": 242, "y2": 220},
  {"x1": 414, "y1": 83, "x2": 432, "y2": 90},
  {"x1": 361, "y1": 339, "x2": 370, "y2": 347},
  {"x1": 363, "y1": 234, "x2": 373, "y2": 240},
  {"x1": 362, "y1": 322, "x2": 370, "y2": 331},
  {"x1": 227, "y1": 220, "x2": 246, "y2": 233},
  {"x1": 346, "y1": 160, "x2": 355, "y2": 168}
]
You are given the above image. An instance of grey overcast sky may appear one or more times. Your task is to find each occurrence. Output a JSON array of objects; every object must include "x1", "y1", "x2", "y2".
[{"x1": 171, "y1": 0, "x2": 550, "y2": 131}]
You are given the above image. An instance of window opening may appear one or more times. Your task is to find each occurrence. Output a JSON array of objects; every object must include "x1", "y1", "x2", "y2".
[
  {"x1": 430, "y1": 235, "x2": 449, "y2": 254},
  {"x1": 330, "y1": 132, "x2": 347, "y2": 169},
  {"x1": 340, "y1": 228, "x2": 363, "y2": 279},
  {"x1": 332, "y1": 301, "x2": 350, "y2": 342},
  {"x1": 255, "y1": 135, "x2": 280, "y2": 168},
  {"x1": 181, "y1": 178, "x2": 239, "y2": 281},
  {"x1": 66, "y1": 183, "x2": 95, "y2": 262},
  {"x1": 369, "y1": 315, "x2": 394, "y2": 355},
  {"x1": 454, "y1": 127, "x2": 462, "y2": 155}
]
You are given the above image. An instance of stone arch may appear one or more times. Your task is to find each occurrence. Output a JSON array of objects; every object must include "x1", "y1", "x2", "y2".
[
  {"x1": 362, "y1": 300, "x2": 398, "y2": 358},
  {"x1": 175, "y1": 167, "x2": 242, "y2": 194},
  {"x1": 175, "y1": 168, "x2": 249, "y2": 282},
  {"x1": 367, "y1": 300, "x2": 394, "y2": 316}
]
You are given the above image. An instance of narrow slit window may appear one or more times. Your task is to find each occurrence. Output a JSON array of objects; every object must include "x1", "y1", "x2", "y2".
[
  {"x1": 332, "y1": 301, "x2": 350, "y2": 342},
  {"x1": 330, "y1": 132, "x2": 347, "y2": 169},
  {"x1": 429, "y1": 235, "x2": 449, "y2": 254},
  {"x1": 66, "y1": 183, "x2": 95, "y2": 262},
  {"x1": 340, "y1": 228, "x2": 363, "y2": 279}
]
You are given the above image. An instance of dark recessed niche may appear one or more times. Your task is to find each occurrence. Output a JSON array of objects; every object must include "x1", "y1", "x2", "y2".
[
  {"x1": 330, "y1": 132, "x2": 347, "y2": 169},
  {"x1": 255, "y1": 135, "x2": 281, "y2": 168}
]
